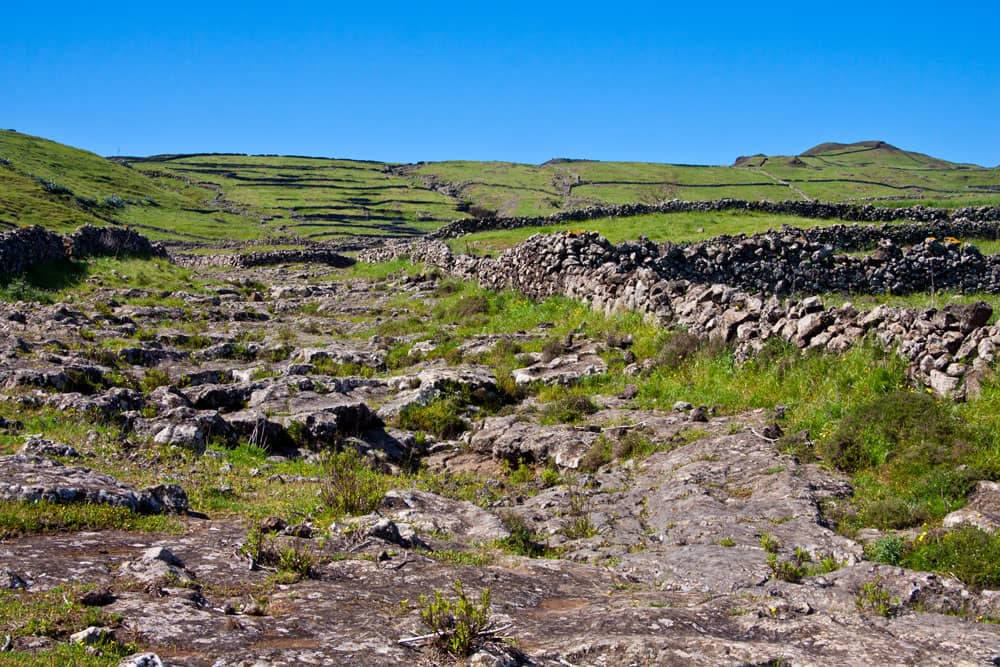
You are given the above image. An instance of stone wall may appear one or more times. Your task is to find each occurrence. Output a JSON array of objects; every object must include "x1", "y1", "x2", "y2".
[
  {"x1": 66, "y1": 225, "x2": 168, "y2": 260},
  {"x1": 428, "y1": 199, "x2": 1000, "y2": 240},
  {"x1": 360, "y1": 233, "x2": 1000, "y2": 399},
  {"x1": 0, "y1": 224, "x2": 166, "y2": 278},
  {"x1": 172, "y1": 248, "x2": 355, "y2": 270}
]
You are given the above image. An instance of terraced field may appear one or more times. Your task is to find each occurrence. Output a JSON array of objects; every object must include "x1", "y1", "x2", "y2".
[{"x1": 2, "y1": 131, "x2": 998, "y2": 246}]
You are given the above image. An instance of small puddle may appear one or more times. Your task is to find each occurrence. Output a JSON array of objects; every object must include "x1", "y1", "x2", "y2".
[{"x1": 535, "y1": 597, "x2": 590, "y2": 613}]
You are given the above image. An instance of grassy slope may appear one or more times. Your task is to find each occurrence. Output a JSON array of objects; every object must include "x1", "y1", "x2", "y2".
[
  {"x1": 743, "y1": 141, "x2": 1000, "y2": 206},
  {"x1": 0, "y1": 130, "x2": 262, "y2": 241}
]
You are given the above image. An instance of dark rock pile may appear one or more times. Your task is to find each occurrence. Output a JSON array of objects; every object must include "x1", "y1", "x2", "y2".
[{"x1": 0, "y1": 224, "x2": 167, "y2": 278}]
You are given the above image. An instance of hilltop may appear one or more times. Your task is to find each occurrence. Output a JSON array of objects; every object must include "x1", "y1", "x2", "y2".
[{"x1": 1, "y1": 130, "x2": 998, "y2": 244}]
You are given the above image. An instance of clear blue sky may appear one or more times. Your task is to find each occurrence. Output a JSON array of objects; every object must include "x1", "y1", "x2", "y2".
[{"x1": 3, "y1": 1, "x2": 998, "y2": 166}]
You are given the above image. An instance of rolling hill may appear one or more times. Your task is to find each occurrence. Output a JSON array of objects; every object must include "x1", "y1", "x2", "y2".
[{"x1": 1, "y1": 130, "x2": 997, "y2": 244}]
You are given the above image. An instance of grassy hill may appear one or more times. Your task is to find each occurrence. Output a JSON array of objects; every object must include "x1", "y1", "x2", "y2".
[
  {"x1": 733, "y1": 140, "x2": 1000, "y2": 205},
  {"x1": 0, "y1": 131, "x2": 256, "y2": 241},
  {"x1": 1, "y1": 131, "x2": 998, "y2": 244}
]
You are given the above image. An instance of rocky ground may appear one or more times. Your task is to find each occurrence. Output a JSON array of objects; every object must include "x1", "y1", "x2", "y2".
[{"x1": 0, "y1": 258, "x2": 998, "y2": 666}]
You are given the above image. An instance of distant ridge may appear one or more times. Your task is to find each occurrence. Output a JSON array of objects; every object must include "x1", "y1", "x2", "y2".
[{"x1": 801, "y1": 140, "x2": 899, "y2": 156}]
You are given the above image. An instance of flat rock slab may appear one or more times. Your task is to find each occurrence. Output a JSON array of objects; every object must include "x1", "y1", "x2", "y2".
[
  {"x1": 469, "y1": 414, "x2": 600, "y2": 469},
  {"x1": 378, "y1": 364, "x2": 497, "y2": 419},
  {"x1": 0, "y1": 454, "x2": 186, "y2": 514},
  {"x1": 377, "y1": 488, "x2": 510, "y2": 542},
  {"x1": 511, "y1": 351, "x2": 607, "y2": 386},
  {"x1": 2, "y1": 521, "x2": 999, "y2": 666}
]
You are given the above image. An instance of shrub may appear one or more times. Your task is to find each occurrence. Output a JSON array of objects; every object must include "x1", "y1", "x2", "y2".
[
  {"x1": 141, "y1": 367, "x2": 172, "y2": 393},
  {"x1": 539, "y1": 394, "x2": 597, "y2": 425},
  {"x1": 418, "y1": 581, "x2": 493, "y2": 657},
  {"x1": 319, "y1": 448, "x2": 387, "y2": 517},
  {"x1": 864, "y1": 534, "x2": 906, "y2": 566},
  {"x1": 758, "y1": 533, "x2": 781, "y2": 554},
  {"x1": 104, "y1": 194, "x2": 126, "y2": 209},
  {"x1": 398, "y1": 398, "x2": 467, "y2": 439},
  {"x1": 821, "y1": 390, "x2": 969, "y2": 474},
  {"x1": 239, "y1": 528, "x2": 315, "y2": 581},
  {"x1": 540, "y1": 337, "x2": 570, "y2": 363},
  {"x1": 277, "y1": 546, "x2": 315, "y2": 579},
  {"x1": 36, "y1": 178, "x2": 74, "y2": 196},
  {"x1": 654, "y1": 330, "x2": 705, "y2": 368},
  {"x1": 577, "y1": 438, "x2": 612, "y2": 473},
  {"x1": 902, "y1": 525, "x2": 1000, "y2": 590},
  {"x1": 855, "y1": 578, "x2": 897, "y2": 617},
  {"x1": 499, "y1": 512, "x2": 549, "y2": 558}
]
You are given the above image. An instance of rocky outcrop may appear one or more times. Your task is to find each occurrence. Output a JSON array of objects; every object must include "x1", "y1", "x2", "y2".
[{"x1": 0, "y1": 454, "x2": 187, "y2": 514}]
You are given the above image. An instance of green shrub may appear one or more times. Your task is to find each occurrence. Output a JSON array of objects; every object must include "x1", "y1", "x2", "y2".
[
  {"x1": 758, "y1": 533, "x2": 781, "y2": 553},
  {"x1": 902, "y1": 525, "x2": 1000, "y2": 590},
  {"x1": 141, "y1": 367, "x2": 172, "y2": 392},
  {"x1": 821, "y1": 390, "x2": 969, "y2": 473},
  {"x1": 540, "y1": 337, "x2": 570, "y2": 363},
  {"x1": 863, "y1": 535, "x2": 906, "y2": 565},
  {"x1": 239, "y1": 528, "x2": 314, "y2": 581},
  {"x1": 319, "y1": 448, "x2": 387, "y2": 517},
  {"x1": 451, "y1": 294, "x2": 489, "y2": 318},
  {"x1": 418, "y1": 581, "x2": 493, "y2": 657},
  {"x1": 855, "y1": 578, "x2": 897, "y2": 617},
  {"x1": 277, "y1": 546, "x2": 315, "y2": 579},
  {"x1": 653, "y1": 330, "x2": 704, "y2": 368},
  {"x1": 499, "y1": 512, "x2": 550, "y2": 558},
  {"x1": 399, "y1": 398, "x2": 467, "y2": 439},
  {"x1": 577, "y1": 438, "x2": 612, "y2": 473},
  {"x1": 539, "y1": 394, "x2": 597, "y2": 425}
]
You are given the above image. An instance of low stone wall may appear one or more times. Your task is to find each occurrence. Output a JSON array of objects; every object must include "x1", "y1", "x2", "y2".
[
  {"x1": 361, "y1": 233, "x2": 1000, "y2": 399},
  {"x1": 0, "y1": 226, "x2": 66, "y2": 277},
  {"x1": 0, "y1": 225, "x2": 167, "y2": 278},
  {"x1": 428, "y1": 198, "x2": 1000, "y2": 240},
  {"x1": 172, "y1": 248, "x2": 355, "y2": 270},
  {"x1": 66, "y1": 225, "x2": 168, "y2": 259}
]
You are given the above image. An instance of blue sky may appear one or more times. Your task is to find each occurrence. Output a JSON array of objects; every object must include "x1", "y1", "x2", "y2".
[{"x1": 3, "y1": 1, "x2": 998, "y2": 165}]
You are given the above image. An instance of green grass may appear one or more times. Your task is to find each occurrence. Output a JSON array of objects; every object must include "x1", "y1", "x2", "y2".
[
  {"x1": 448, "y1": 209, "x2": 879, "y2": 255},
  {"x1": 0, "y1": 255, "x2": 216, "y2": 306},
  {"x1": 0, "y1": 501, "x2": 182, "y2": 536}
]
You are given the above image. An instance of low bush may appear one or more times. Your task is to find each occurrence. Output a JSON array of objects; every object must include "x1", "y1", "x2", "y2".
[
  {"x1": 319, "y1": 447, "x2": 387, "y2": 517},
  {"x1": 901, "y1": 525, "x2": 1000, "y2": 590},
  {"x1": 855, "y1": 578, "x2": 897, "y2": 617},
  {"x1": 863, "y1": 534, "x2": 906, "y2": 566},
  {"x1": 418, "y1": 581, "x2": 493, "y2": 657},
  {"x1": 499, "y1": 512, "x2": 550, "y2": 558},
  {"x1": 538, "y1": 394, "x2": 597, "y2": 425},
  {"x1": 399, "y1": 398, "x2": 467, "y2": 439},
  {"x1": 821, "y1": 390, "x2": 969, "y2": 474}
]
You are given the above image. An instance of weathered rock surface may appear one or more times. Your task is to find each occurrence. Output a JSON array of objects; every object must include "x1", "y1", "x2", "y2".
[
  {"x1": 0, "y1": 455, "x2": 187, "y2": 514},
  {"x1": 470, "y1": 415, "x2": 600, "y2": 469}
]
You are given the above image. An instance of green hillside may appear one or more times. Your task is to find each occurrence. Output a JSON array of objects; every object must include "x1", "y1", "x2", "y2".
[
  {"x1": 0, "y1": 130, "x2": 258, "y2": 241},
  {"x1": 1, "y1": 131, "x2": 998, "y2": 245},
  {"x1": 734, "y1": 140, "x2": 1000, "y2": 205}
]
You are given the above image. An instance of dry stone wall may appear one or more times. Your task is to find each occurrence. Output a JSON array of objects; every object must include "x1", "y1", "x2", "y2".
[
  {"x1": 172, "y1": 248, "x2": 355, "y2": 270},
  {"x1": 0, "y1": 224, "x2": 166, "y2": 278},
  {"x1": 361, "y1": 232, "x2": 1000, "y2": 399},
  {"x1": 429, "y1": 198, "x2": 1000, "y2": 240}
]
